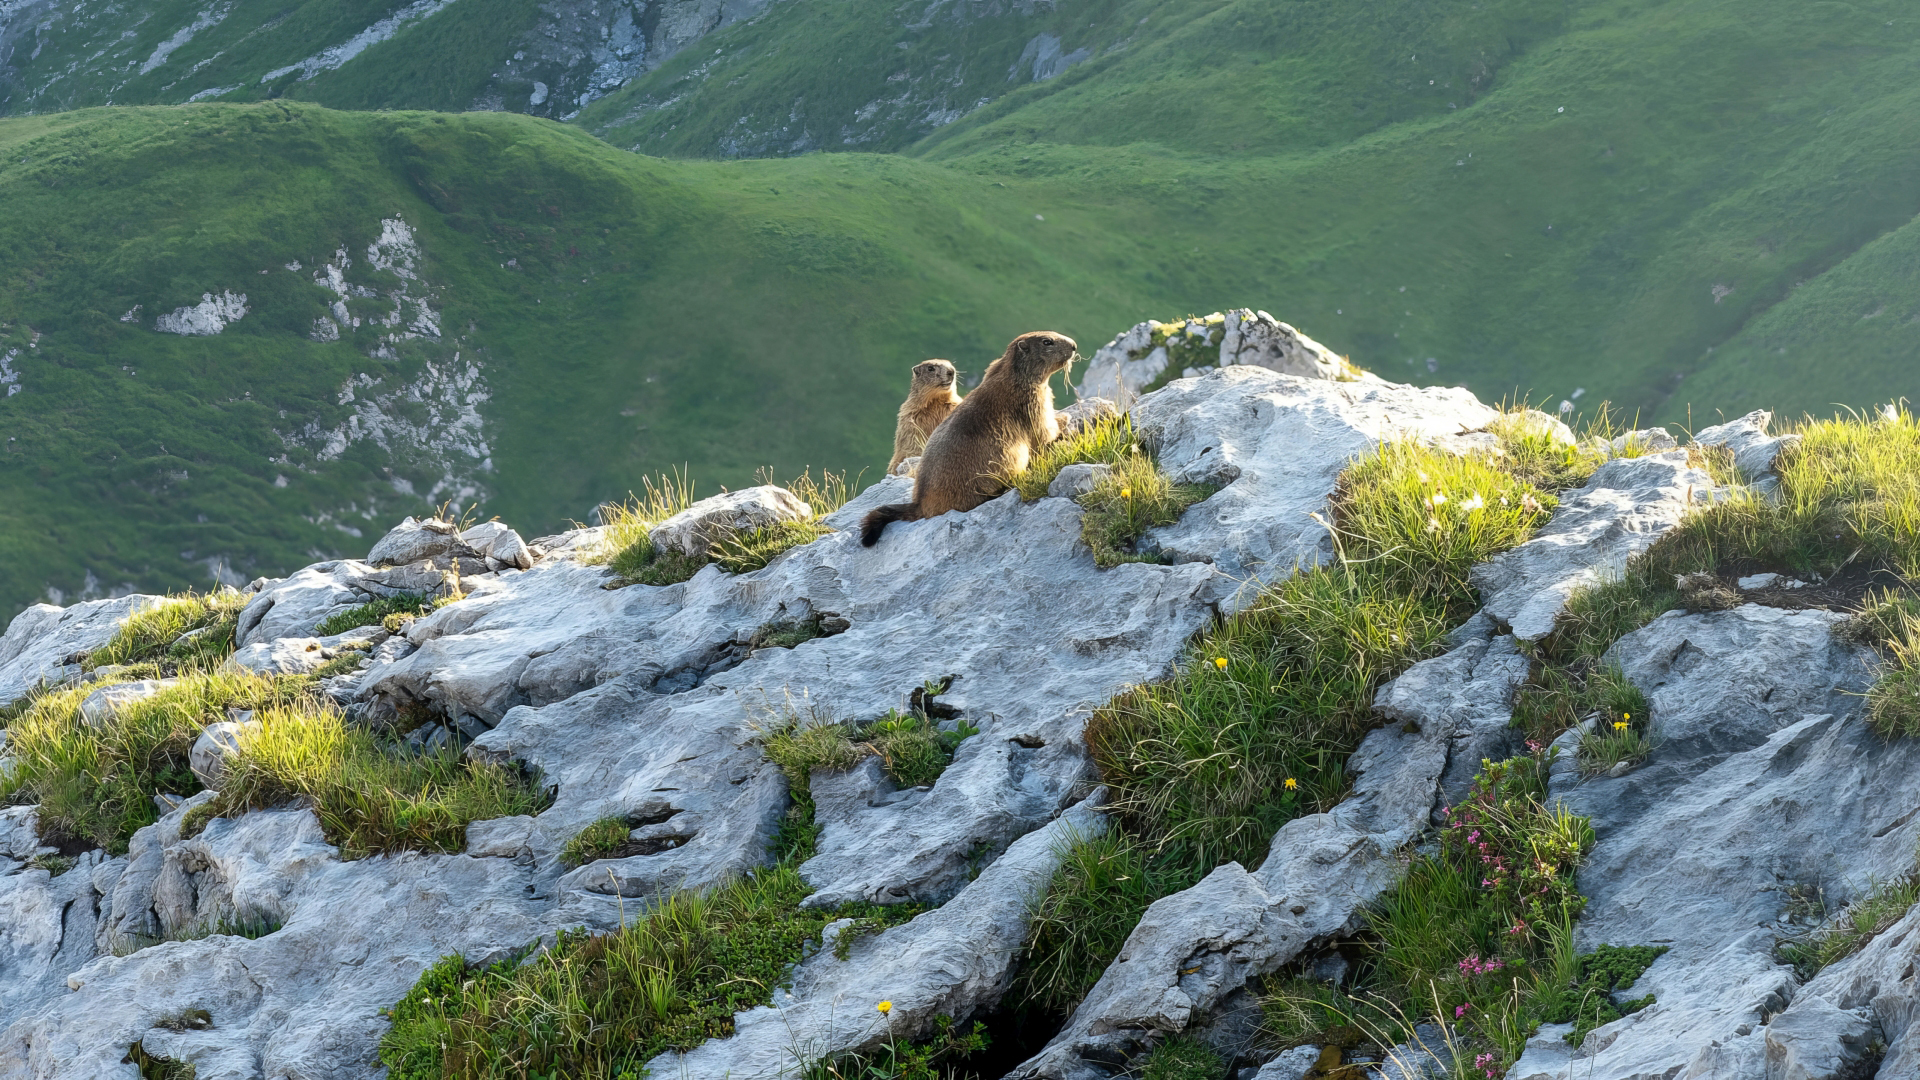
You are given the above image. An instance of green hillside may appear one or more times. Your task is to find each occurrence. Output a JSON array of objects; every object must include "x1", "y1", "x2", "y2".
[{"x1": 2, "y1": 0, "x2": 1919, "y2": 616}]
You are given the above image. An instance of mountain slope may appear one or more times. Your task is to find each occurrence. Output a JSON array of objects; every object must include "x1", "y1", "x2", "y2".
[
  {"x1": 3, "y1": 0, "x2": 1920, "y2": 616},
  {"x1": 0, "y1": 0, "x2": 769, "y2": 120},
  {"x1": 0, "y1": 103, "x2": 1178, "y2": 613}
]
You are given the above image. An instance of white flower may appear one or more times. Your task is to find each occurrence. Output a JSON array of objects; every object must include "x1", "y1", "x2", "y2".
[
  {"x1": 1461, "y1": 492, "x2": 1485, "y2": 511},
  {"x1": 1429, "y1": 492, "x2": 1448, "y2": 506}
]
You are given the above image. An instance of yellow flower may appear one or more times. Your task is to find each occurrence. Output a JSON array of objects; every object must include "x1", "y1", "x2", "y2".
[
  {"x1": 1120, "y1": 487, "x2": 1132, "y2": 498},
  {"x1": 1623, "y1": 713, "x2": 1631, "y2": 720},
  {"x1": 1213, "y1": 657, "x2": 1228, "y2": 670},
  {"x1": 877, "y1": 1001, "x2": 892, "y2": 1015},
  {"x1": 1284, "y1": 777, "x2": 1298, "y2": 790},
  {"x1": 1613, "y1": 721, "x2": 1628, "y2": 731}
]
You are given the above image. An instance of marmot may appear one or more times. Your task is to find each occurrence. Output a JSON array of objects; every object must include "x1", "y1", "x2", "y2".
[
  {"x1": 861, "y1": 331, "x2": 1079, "y2": 546},
  {"x1": 887, "y1": 359, "x2": 963, "y2": 472}
]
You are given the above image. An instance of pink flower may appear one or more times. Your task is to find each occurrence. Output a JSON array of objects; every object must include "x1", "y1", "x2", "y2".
[{"x1": 1455, "y1": 1002, "x2": 1472, "y2": 1018}]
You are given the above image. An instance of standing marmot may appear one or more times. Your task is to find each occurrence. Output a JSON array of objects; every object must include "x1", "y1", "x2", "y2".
[
  {"x1": 888, "y1": 359, "x2": 963, "y2": 472},
  {"x1": 861, "y1": 331, "x2": 1079, "y2": 546}
]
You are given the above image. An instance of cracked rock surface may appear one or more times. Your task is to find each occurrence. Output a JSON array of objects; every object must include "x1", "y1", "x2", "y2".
[
  {"x1": 1511, "y1": 606, "x2": 1902, "y2": 1080},
  {"x1": 0, "y1": 368, "x2": 1499, "y2": 1078}
]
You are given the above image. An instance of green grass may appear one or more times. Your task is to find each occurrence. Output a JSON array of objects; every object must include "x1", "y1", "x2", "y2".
[
  {"x1": 1010, "y1": 830, "x2": 1192, "y2": 1015},
  {"x1": 0, "y1": 672, "x2": 312, "y2": 852},
  {"x1": 8, "y1": 0, "x2": 1920, "y2": 615},
  {"x1": 1254, "y1": 754, "x2": 1664, "y2": 1070},
  {"x1": 1018, "y1": 437, "x2": 1575, "y2": 1016},
  {"x1": 1778, "y1": 873, "x2": 1920, "y2": 980},
  {"x1": 562, "y1": 818, "x2": 638, "y2": 871},
  {"x1": 379, "y1": 863, "x2": 923, "y2": 1080},
  {"x1": 1009, "y1": 414, "x2": 1140, "y2": 502},
  {"x1": 188, "y1": 699, "x2": 548, "y2": 859},
  {"x1": 313, "y1": 592, "x2": 433, "y2": 637},
  {"x1": 1865, "y1": 611, "x2": 1920, "y2": 739},
  {"x1": 802, "y1": 1014, "x2": 992, "y2": 1080},
  {"x1": 86, "y1": 591, "x2": 248, "y2": 674},
  {"x1": 761, "y1": 708, "x2": 980, "y2": 793},
  {"x1": 127, "y1": 1042, "x2": 197, "y2": 1080},
  {"x1": 1136, "y1": 1038, "x2": 1223, "y2": 1080},
  {"x1": 1076, "y1": 452, "x2": 1215, "y2": 568}
]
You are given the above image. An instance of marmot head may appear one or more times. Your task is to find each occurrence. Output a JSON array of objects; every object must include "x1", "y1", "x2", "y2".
[
  {"x1": 1002, "y1": 331, "x2": 1080, "y2": 383},
  {"x1": 909, "y1": 359, "x2": 958, "y2": 395}
]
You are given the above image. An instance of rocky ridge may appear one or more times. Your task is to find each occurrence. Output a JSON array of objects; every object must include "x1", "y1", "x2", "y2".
[{"x1": 0, "y1": 348, "x2": 1907, "y2": 1080}]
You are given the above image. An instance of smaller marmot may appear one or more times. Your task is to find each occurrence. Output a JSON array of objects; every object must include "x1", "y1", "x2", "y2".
[
  {"x1": 887, "y1": 359, "x2": 963, "y2": 472},
  {"x1": 861, "y1": 331, "x2": 1079, "y2": 547}
]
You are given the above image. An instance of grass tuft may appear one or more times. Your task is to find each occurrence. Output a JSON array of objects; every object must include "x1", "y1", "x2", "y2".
[
  {"x1": 1136, "y1": 1037, "x2": 1223, "y2": 1080},
  {"x1": 1075, "y1": 451, "x2": 1215, "y2": 568},
  {"x1": 801, "y1": 1014, "x2": 990, "y2": 1080},
  {"x1": 379, "y1": 863, "x2": 921, "y2": 1080},
  {"x1": 194, "y1": 702, "x2": 549, "y2": 859},
  {"x1": 760, "y1": 705, "x2": 978, "y2": 793},
  {"x1": 1010, "y1": 830, "x2": 1190, "y2": 1015},
  {"x1": 88, "y1": 591, "x2": 249, "y2": 674},
  {"x1": 710, "y1": 521, "x2": 832, "y2": 574},
  {"x1": 1009, "y1": 413, "x2": 1138, "y2": 502},
  {"x1": 0, "y1": 673, "x2": 311, "y2": 853},
  {"x1": 561, "y1": 817, "x2": 637, "y2": 870},
  {"x1": 126, "y1": 1043, "x2": 196, "y2": 1080},
  {"x1": 1778, "y1": 873, "x2": 1920, "y2": 979},
  {"x1": 599, "y1": 468, "x2": 853, "y2": 585},
  {"x1": 314, "y1": 592, "x2": 434, "y2": 637}
]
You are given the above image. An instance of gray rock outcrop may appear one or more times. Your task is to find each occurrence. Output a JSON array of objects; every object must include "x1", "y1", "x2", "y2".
[
  {"x1": 1077, "y1": 310, "x2": 1359, "y2": 405},
  {"x1": 648, "y1": 486, "x2": 813, "y2": 557},
  {"x1": 0, "y1": 594, "x2": 162, "y2": 705},
  {"x1": 1510, "y1": 606, "x2": 1896, "y2": 1080},
  {"x1": 1471, "y1": 451, "x2": 1717, "y2": 640},
  {"x1": 0, "y1": 362, "x2": 1506, "y2": 1077}
]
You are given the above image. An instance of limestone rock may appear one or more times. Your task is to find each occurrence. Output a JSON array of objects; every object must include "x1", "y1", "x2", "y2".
[
  {"x1": 1058, "y1": 396, "x2": 1120, "y2": 434},
  {"x1": 649, "y1": 486, "x2": 813, "y2": 558},
  {"x1": 460, "y1": 520, "x2": 536, "y2": 570},
  {"x1": 0, "y1": 594, "x2": 164, "y2": 705},
  {"x1": 365, "y1": 516, "x2": 464, "y2": 566},
  {"x1": 190, "y1": 719, "x2": 259, "y2": 789},
  {"x1": 891, "y1": 455, "x2": 920, "y2": 477},
  {"x1": 1777, "y1": 903, "x2": 1920, "y2": 1076},
  {"x1": 1253, "y1": 1046, "x2": 1321, "y2": 1080},
  {"x1": 1047, "y1": 462, "x2": 1112, "y2": 498},
  {"x1": 1015, "y1": 680, "x2": 1455, "y2": 1080},
  {"x1": 7, "y1": 807, "x2": 570, "y2": 1079},
  {"x1": 1373, "y1": 617, "x2": 1530, "y2": 812},
  {"x1": 1609, "y1": 426, "x2": 1679, "y2": 454},
  {"x1": 1510, "y1": 607, "x2": 1895, "y2": 1080},
  {"x1": 648, "y1": 801, "x2": 1110, "y2": 1080},
  {"x1": 1131, "y1": 366, "x2": 1498, "y2": 588},
  {"x1": 1693, "y1": 409, "x2": 1801, "y2": 484},
  {"x1": 0, "y1": 807, "x2": 41, "y2": 862},
  {"x1": 76, "y1": 679, "x2": 173, "y2": 728},
  {"x1": 233, "y1": 560, "x2": 447, "y2": 648},
  {"x1": 1221, "y1": 310, "x2": 1349, "y2": 382},
  {"x1": 223, "y1": 636, "x2": 330, "y2": 676},
  {"x1": 1077, "y1": 310, "x2": 1355, "y2": 406},
  {"x1": 1471, "y1": 452, "x2": 1716, "y2": 640}
]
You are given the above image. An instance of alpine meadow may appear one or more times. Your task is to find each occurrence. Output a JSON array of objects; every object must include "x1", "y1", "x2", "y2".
[{"x1": 1, "y1": 0, "x2": 1917, "y2": 611}]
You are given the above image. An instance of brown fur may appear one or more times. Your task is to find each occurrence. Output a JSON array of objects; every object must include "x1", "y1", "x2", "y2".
[
  {"x1": 862, "y1": 331, "x2": 1079, "y2": 546},
  {"x1": 887, "y1": 359, "x2": 963, "y2": 472}
]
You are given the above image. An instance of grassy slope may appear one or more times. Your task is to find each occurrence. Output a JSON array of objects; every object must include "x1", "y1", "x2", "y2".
[
  {"x1": 0, "y1": 103, "x2": 1161, "y2": 613},
  {"x1": 595, "y1": 0, "x2": 1920, "y2": 422},
  {"x1": 3, "y1": 0, "x2": 1919, "y2": 617}
]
